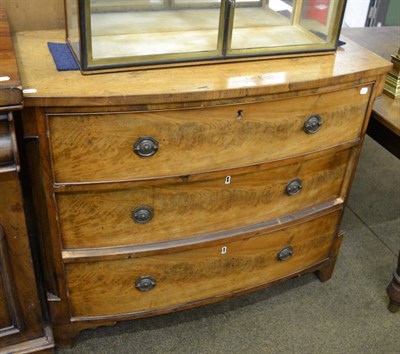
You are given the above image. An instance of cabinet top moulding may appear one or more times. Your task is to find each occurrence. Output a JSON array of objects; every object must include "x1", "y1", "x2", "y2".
[
  {"x1": 0, "y1": 9, "x2": 22, "y2": 108},
  {"x1": 12, "y1": 29, "x2": 392, "y2": 108}
]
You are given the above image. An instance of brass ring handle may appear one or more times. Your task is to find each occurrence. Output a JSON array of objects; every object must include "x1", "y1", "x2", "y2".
[
  {"x1": 133, "y1": 136, "x2": 158, "y2": 158},
  {"x1": 285, "y1": 179, "x2": 303, "y2": 196},
  {"x1": 277, "y1": 246, "x2": 294, "y2": 261},
  {"x1": 304, "y1": 114, "x2": 322, "y2": 134},
  {"x1": 135, "y1": 276, "x2": 156, "y2": 292},
  {"x1": 131, "y1": 206, "x2": 154, "y2": 224}
]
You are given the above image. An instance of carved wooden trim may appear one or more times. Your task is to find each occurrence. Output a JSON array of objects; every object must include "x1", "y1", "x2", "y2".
[
  {"x1": 0, "y1": 112, "x2": 19, "y2": 174},
  {"x1": 0, "y1": 225, "x2": 23, "y2": 337},
  {"x1": 0, "y1": 113, "x2": 14, "y2": 167}
]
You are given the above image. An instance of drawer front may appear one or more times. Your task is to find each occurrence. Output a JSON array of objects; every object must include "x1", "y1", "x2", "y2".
[
  {"x1": 49, "y1": 85, "x2": 371, "y2": 183},
  {"x1": 66, "y1": 210, "x2": 341, "y2": 318},
  {"x1": 57, "y1": 148, "x2": 352, "y2": 249}
]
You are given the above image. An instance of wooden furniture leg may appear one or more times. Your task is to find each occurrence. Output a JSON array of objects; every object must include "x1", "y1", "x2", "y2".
[
  {"x1": 387, "y1": 251, "x2": 400, "y2": 313},
  {"x1": 316, "y1": 232, "x2": 343, "y2": 282}
]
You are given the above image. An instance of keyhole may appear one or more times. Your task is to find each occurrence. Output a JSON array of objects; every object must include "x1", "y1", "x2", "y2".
[
  {"x1": 237, "y1": 110, "x2": 244, "y2": 120},
  {"x1": 221, "y1": 246, "x2": 227, "y2": 254},
  {"x1": 225, "y1": 176, "x2": 231, "y2": 184}
]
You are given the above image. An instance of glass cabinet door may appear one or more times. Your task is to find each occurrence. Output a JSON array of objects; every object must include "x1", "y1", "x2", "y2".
[
  {"x1": 229, "y1": 0, "x2": 343, "y2": 54},
  {"x1": 87, "y1": 0, "x2": 225, "y2": 66},
  {"x1": 65, "y1": 0, "x2": 346, "y2": 72}
]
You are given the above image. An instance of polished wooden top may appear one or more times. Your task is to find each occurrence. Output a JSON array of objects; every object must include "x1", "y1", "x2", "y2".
[
  {"x1": 12, "y1": 29, "x2": 391, "y2": 107},
  {"x1": 0, "y1": 8, "x2": 22, "y2": 108}
]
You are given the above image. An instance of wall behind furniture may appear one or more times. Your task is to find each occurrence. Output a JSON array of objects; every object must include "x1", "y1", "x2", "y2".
[
  {"x1": 384, "y1": 0, "x2": 400, "y2": 26},
  {"x1": 0, "y1": 0, "x2": 65, "y2": 32},
  {"x1": 342, "y1": 0, "x2": 369, "y2": 27}
]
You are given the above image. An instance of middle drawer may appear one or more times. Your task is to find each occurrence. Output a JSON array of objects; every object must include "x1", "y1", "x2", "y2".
[{"x1": 57, "y1": 148, "x2": 353, "y2": 250}]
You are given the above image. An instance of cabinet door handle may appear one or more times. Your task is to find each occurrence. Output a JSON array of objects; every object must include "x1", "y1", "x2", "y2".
[
  {"x1": 285, "y1": 179, "x2": 303, "y2": 196},
  {"x1": 0, "y1": 113, "x2": 15, "y2": 168},
  {"x1": 304, "y1": 114, "x2": 322, "y2": 134},
  {"x1": 277, "y1": 246, "x2": 294, "y2": 261},
  {"x1": 131, "y1": 206, "x2": 154, "y2": 224},
  {"x1": 133, "y1": 136, "x2": 158, "y2": 157}
]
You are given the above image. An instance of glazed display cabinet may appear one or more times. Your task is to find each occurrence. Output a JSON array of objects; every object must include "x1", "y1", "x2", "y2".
[{"x1": 65, "y1": 0, "x2": 347, "y2": 72}]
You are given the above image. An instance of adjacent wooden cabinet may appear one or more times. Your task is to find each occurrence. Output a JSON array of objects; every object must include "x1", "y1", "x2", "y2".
[
  {"x1": 12, "y1": 27, "x2": 391, "y2": 347},
  {"x1": 0, "y1": 9, "x2": 54, "y2": 354}
]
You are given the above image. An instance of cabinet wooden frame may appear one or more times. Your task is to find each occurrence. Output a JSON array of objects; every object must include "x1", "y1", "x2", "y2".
[
  {"x1": 65, "y1": 0, "x2": 347, "y2": 73},
  {"x1": 0, "y1": 8, "x2": 54, "y2": 353},
  {"x1": 0, "y1": 129, "x2": 54, "y2": 353},
  {"x1": 0, "y1": 226, "x2": 23, "y2": 338}
]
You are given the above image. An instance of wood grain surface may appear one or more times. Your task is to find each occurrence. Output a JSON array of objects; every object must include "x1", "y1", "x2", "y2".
[
  {"x1": 0, "y1": 271, "x2": 11, "y2": 330},
  {"x1": 0, "y1": 0, "x2": 65, "y2": 32},
  {"x1": 0, "y1": 8, "x2": 22, "y2": 107},
  {"x1": 65, "y1": 210, "x2": 341, "y2": 318},
  {"x1": 0, "y1": 10, "x2": 53, "y2": 351},
  {"x1": 13, "y1": 22, "x2": 392, "y2": 346},
  {"x1": 0, "y1": 225, "x2": 20, "y2": 336},
  {"x1": 12, "y1": 30, "x2": 391, "y2": 107},
  {"x1": 57, "y1": 148, "x2": 353, "y2": 249},
  {"x1": 0, "y1": 114, "x2": 14, "y2": 166},
  {"x1": 48, "y1": 84, "x2": 370, "y2": 183},
  {"x1": 0, "y1": 172, "x2": 52, "y2": 350}
]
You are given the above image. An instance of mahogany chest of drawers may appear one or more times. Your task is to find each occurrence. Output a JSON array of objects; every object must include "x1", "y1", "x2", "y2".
[{"x1": 13, "y1": 29, "x2": 391, "y2": 347}]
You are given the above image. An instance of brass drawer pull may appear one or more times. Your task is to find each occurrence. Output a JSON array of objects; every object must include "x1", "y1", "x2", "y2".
[
  {"x1": 133, "y1": 136, "x2": 159, "y2": 157},
  {"x1": 135, "y1": 276, "x2": 156, "y2": 292},
  {"x1": 277, "y1": 246, "x2": 294, "y2": 261},
  {"x1": 132, "y1": 206, "x2": 154, "y2": 224},
  {"x1": 304, "y1": 114, "x2": 322, "y2": 134},
  {"x1": 285, "y1": 179, "x2": 303, "y2": 196}
]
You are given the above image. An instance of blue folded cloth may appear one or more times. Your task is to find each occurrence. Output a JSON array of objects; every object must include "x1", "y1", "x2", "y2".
[{"x1": 47, "y1": 42, "x2": 79, "y2": 71}]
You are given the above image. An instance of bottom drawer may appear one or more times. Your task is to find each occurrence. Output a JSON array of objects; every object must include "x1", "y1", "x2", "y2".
[{"x1": 66, "y1": 210, "x2": 341, "y2": 319}]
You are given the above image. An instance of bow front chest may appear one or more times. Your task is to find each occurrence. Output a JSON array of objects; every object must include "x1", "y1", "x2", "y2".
[{"x1": 12, "y1": 29, "x2": 391, "y2": 346}]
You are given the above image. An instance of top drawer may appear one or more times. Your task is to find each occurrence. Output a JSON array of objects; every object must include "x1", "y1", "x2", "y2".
[{"x1": 48, "y1": 85, "x2": 372, "y2": 183}]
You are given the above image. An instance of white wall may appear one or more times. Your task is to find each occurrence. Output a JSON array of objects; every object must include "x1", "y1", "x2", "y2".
[{"x1": 342, "y1": 0, "x2": 370, "y2": 27}]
